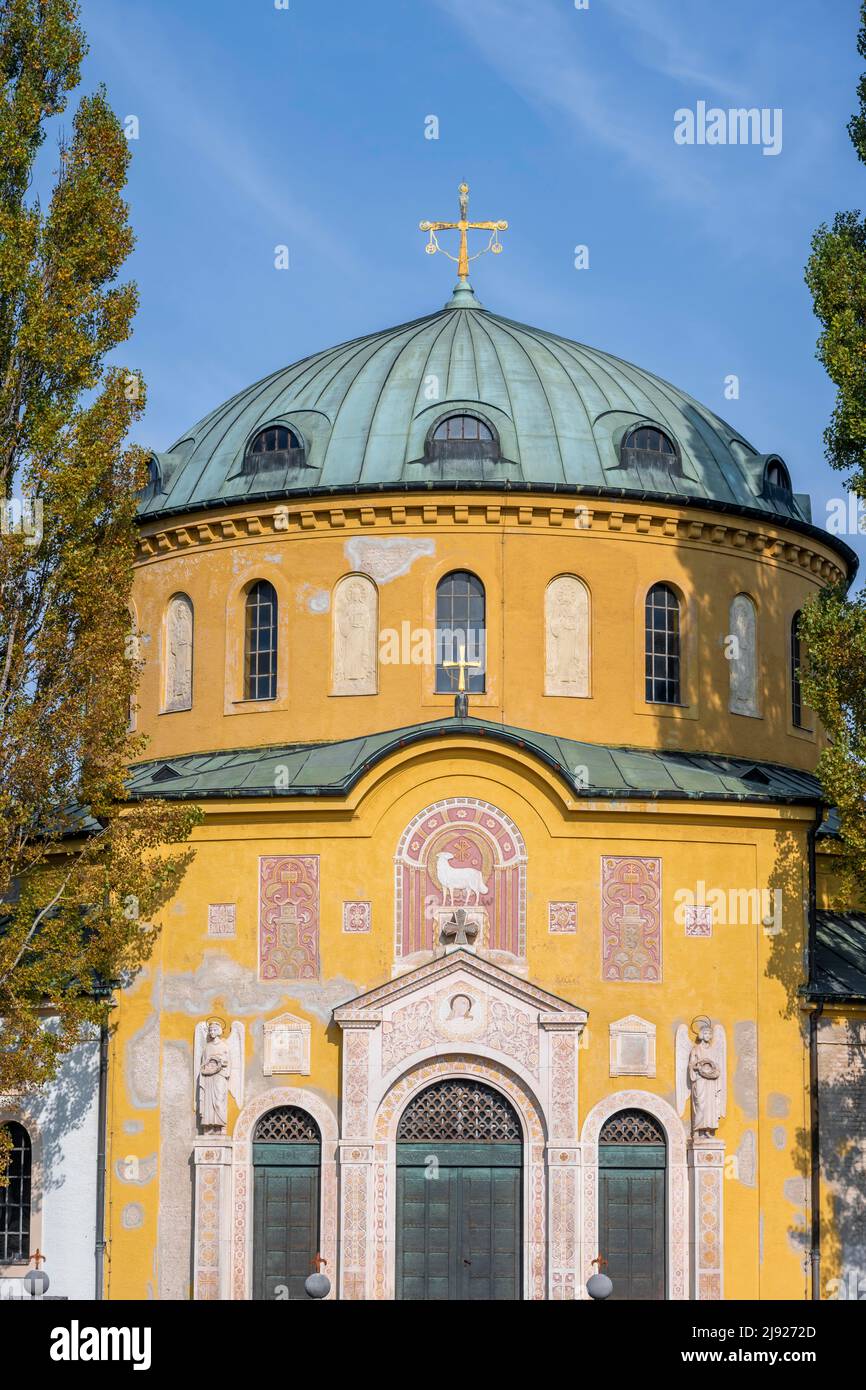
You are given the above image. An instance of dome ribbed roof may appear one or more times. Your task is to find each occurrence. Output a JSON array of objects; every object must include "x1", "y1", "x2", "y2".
[{"x1": 140, "y1": 291, "x2": 809, "y2": 524}]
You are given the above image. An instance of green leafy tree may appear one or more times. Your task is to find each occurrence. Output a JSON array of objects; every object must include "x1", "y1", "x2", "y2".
[
  {"x1": 802, "y1": 1, "x2": 866, "y2": 896},
  {"x1": 0, "y1": 0, "x2": 198, "y2": 1131}
]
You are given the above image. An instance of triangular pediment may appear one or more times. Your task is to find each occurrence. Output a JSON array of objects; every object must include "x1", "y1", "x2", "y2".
[{"x1": 333, "y1": 948, "x2": 587, "y2": 1024}]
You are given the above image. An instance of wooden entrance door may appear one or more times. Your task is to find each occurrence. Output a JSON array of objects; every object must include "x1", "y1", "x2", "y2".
[
  {"x1": 252, "y1": 1106, "x2": 320, "y2": 1301},
  {"x1": 394, "y1": 1078, "x2": 523, "y2": 1301},
  {"x1": 396, "y1": 1142, "x2": 522, "y2": 1300},
  {"x1": 598, "y1": 1108, "x2": 667, "y2": 1300}
]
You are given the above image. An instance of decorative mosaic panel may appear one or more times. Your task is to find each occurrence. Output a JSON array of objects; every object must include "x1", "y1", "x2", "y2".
[
  {"x1": 259, "y1": 855, "x2": 319, "y2": 980},
  {"x1": 684, "y1": 904, "x2": 713, "y2": 938},
  {"x1": 207, "y1": 903, "x2": 236, "y2": 938},
  {"x1": 600, "y1": 856, "x2": 662, "y2": 983},
  {"x1": 395, "y1": 798, "x2": 526, "y2": 958},
  {"x1": 549, "y1": 901, "x2": 577, "y2": 934},
  {"x1": 343, "y1": 900, "x2": 371, "y2": 933}
]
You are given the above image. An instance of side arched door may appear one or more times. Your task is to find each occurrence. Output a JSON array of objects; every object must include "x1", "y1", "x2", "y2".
[
  {"x1": 599, "y1": 1108, "x2": 667, "y2": 1299},
  {"x1": 252, "y1": 1106, "x2": 320, "y2": 1300}
]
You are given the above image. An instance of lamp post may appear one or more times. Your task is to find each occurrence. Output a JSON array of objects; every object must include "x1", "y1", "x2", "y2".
[
  {"x1": 24, "y1": 1249, "x2": 50, "y2": 1299},
  {"x1": 586, "y1": 1255, "x2": 612, "y2": 1301},
  {"x1": 304, "y1": 1253, "x2": 331, "y2": 1301}
]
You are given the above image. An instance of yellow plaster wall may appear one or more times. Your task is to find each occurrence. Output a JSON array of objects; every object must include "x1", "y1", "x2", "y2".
[
  {"x1": 132, "y1": 492, "x2": 842, "y2": 771},
  {"x1": 104, "y1": 744, "x2": 815, "y2": 1300}
]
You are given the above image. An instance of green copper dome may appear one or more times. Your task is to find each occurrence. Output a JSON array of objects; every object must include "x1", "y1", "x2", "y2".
[{"x1": 140, "y1": 289, "x2": 812, "y2": 525}]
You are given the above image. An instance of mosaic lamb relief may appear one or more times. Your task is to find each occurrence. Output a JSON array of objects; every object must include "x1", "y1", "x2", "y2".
[
  {"x1": 394, "y1": 798, "x2": 526, "y2": 961},
  {"x1": 259, "y1": 855, "x2": 320, "y2": 980},
  {"x1": 600, "y1": 855, "x2": 662, "y2": 983}
]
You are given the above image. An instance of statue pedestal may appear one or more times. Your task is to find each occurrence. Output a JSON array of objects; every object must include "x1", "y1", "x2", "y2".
[
  {"x1": 688, "y1": 1136, "x2": 725, "y2": 1299},
  {"x1": 192, "y1": 1138, "x2": 234, "y2": 1300}
]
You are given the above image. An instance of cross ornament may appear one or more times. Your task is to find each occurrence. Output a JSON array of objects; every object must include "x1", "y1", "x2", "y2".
[
  {"x1": 442, "y1": 642, "x2": 482, "y2": 693},
  {"x1": 420, "y1": 182, "x2": 508, "y2": 280}
]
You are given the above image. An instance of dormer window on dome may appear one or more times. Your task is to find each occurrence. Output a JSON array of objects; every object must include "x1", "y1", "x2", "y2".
[
  {"x1": 139, "y1": 455, "x2": 162, "y2": 502},
  {"x1": 765, "y1": 457, "x2": 792, "y2": 495},
  {"x1": 426, "y1": 413, "x2": 499, "y2": 463},
  {"x1": 242, "y1": 425, "x2": 305, "y2": 476},
  {"x1": 621, "y1": 426, "x2": 680, "y2": 473}
]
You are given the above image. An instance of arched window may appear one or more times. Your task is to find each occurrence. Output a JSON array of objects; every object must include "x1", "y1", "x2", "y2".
[
  {"x1": 622, "y1": 426, "x2": 679, "y2": 471},
  {"x1": 243, "y1": 426, "x2": 304, "y2": 474},
  {"x1": 397, "y1": 1080, "x2": 521, "y2": 1142},
  {"x1": 434, "y1": 414, "x2": 494, "y2": 443},
  {"x1": 140, "y1": 455, "x2": 161, "y2": 501},
  {"x1": 436, "y1": 571, "x2": 485, "y2": 694},
  {"x1": 164, "y1": 593, "x2": 194, "y2": 712},
  {"x1": 244, "y1": 581, "x2": 278, "y2": 701},
  {"x1": 427, "y1": 414, "x2": 499, "y2": 463},
  {"x1": 791, "y1": 610, "x2": 805, "y2": 728},
  {"x1": 728, "y1": 594, "x2": 758, "y2": 717},
  {"x1": 0, "y1": 1122, "x2": 32, "y2": 1262},
  {"x1": 645, "y1": 584, "x2": 681, "y2": 705},
  {"x1": 765, "y1": 458, "x2": 792, "y2": 494}
]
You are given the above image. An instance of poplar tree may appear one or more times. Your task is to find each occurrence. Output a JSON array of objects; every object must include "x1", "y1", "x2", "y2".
[
  {"x1": 801, "y1": 0, "x2": 866, "y2": 896},
  {"x1": 0, "y1": 0, "x2": 197, "y2": 1119}
]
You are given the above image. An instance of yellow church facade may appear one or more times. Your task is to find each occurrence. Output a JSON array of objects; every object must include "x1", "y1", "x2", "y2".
[{"x1": 103, "y1": 256, "x2": 861, "y2": 1301}]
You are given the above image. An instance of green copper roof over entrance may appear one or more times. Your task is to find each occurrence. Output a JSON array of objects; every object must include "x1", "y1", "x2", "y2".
[
  {"x1": 125, "y1": 718, "x2": 823, "y2": 805},
  {"x1": 140, "y1": 295, "x2": 815, "y2": 526}
]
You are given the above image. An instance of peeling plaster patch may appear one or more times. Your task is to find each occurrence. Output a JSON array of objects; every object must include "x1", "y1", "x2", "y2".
[
  {"x1": 115, "y1": 1153, "x2": 158, "y2": 1186},
  {"x1": 734, "y1": 1021, "x2": 758, "y2": 1119},
  {"x1": 157, "y1": 1040, "x2": 194, "y2": 1301},
  {"x1": 759, "y1": 1211, "x2": 764, "y2": 1264},
  {"x1": 161, "y1": 953, "x2": 360, "y2": 1021},
  {"x1": 345, "y1": 537, "x2": 434, "y2": 583},
  {"x1": 298, "y1": 583, "x2": 329, "y2": 614},
  {"x1": 162, "y1": 954, "x2": 300, "y2": 1015},
  {"x1": 784, "y1": 1176, "x2": 808, "y2": 1205},
  {"x1": 290, "y1": 977, "x2": 363, "y2": 1022},
  {"x1": 783, "y1": 1177, "x2": 808, "y2": 1255},
  {"x1": 125, "y1": 1013, "x2": 160, "y2": 1109},
  {"x1": 773, "y1": 1126, "x2": 787, "y2": 1150},
  {"x1": 122, "y1": 1203, "x2": 144, "y2": 1230},
  {"x1": 767, "y1": 1092, "x2": 790, "y2": 1119},
  {"x1": 735, "y1": 1129, "x2": 757, "y2": 1187},
  {"x1": 123, "y1": 1120, "x2": 144, "y2": 1135},
  {"x1": 171, "y1": 902, "x2": 187, "y2": 915}
]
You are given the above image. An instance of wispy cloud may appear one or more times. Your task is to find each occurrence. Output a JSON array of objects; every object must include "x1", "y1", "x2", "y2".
[
  {"x1": 604, "y1": 0, "x2": 749, "y2": 101},
  {"x1": 430, "y1": 0, "x2": 814, "y2": 256},
  {"x1": 431, "y1": 0, "x2": 719, "y2": 211},
  {"x1": 86, "y1": 5, "x2": 362, "y2": 278}
]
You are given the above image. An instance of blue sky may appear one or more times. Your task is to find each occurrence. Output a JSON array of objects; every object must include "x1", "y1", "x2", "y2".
[{"x1": 71, "y1": 0, "x2": 865, "y2": 562}]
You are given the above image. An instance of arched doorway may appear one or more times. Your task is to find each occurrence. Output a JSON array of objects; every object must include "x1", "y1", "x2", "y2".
[
  {"x1": 395, "y1": 1078, "x2": 522, "y2": 1301},
  {"x1": 252, "y1": 1105, "x2": 320, "y2": 1300},
  {"x1": 599, "y1": 1108, "x2": 667, "y2": 1300}
]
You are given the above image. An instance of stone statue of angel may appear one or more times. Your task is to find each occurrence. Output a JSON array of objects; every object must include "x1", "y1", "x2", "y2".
[
  {"x1": 194, "y1": 1019, "x2": 244, "y2": 1133},
  {"x1": 676, "y1": 1016, "x2": 726, "y2": 1136}
]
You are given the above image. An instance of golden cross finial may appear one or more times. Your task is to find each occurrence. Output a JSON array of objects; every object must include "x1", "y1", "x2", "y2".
[
  {"x1": 420, "y1": 182, "x2": 508, "y2": 280},
  {"x1": 442, "y1": 642, "x2": 482, "y2": 693}
]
